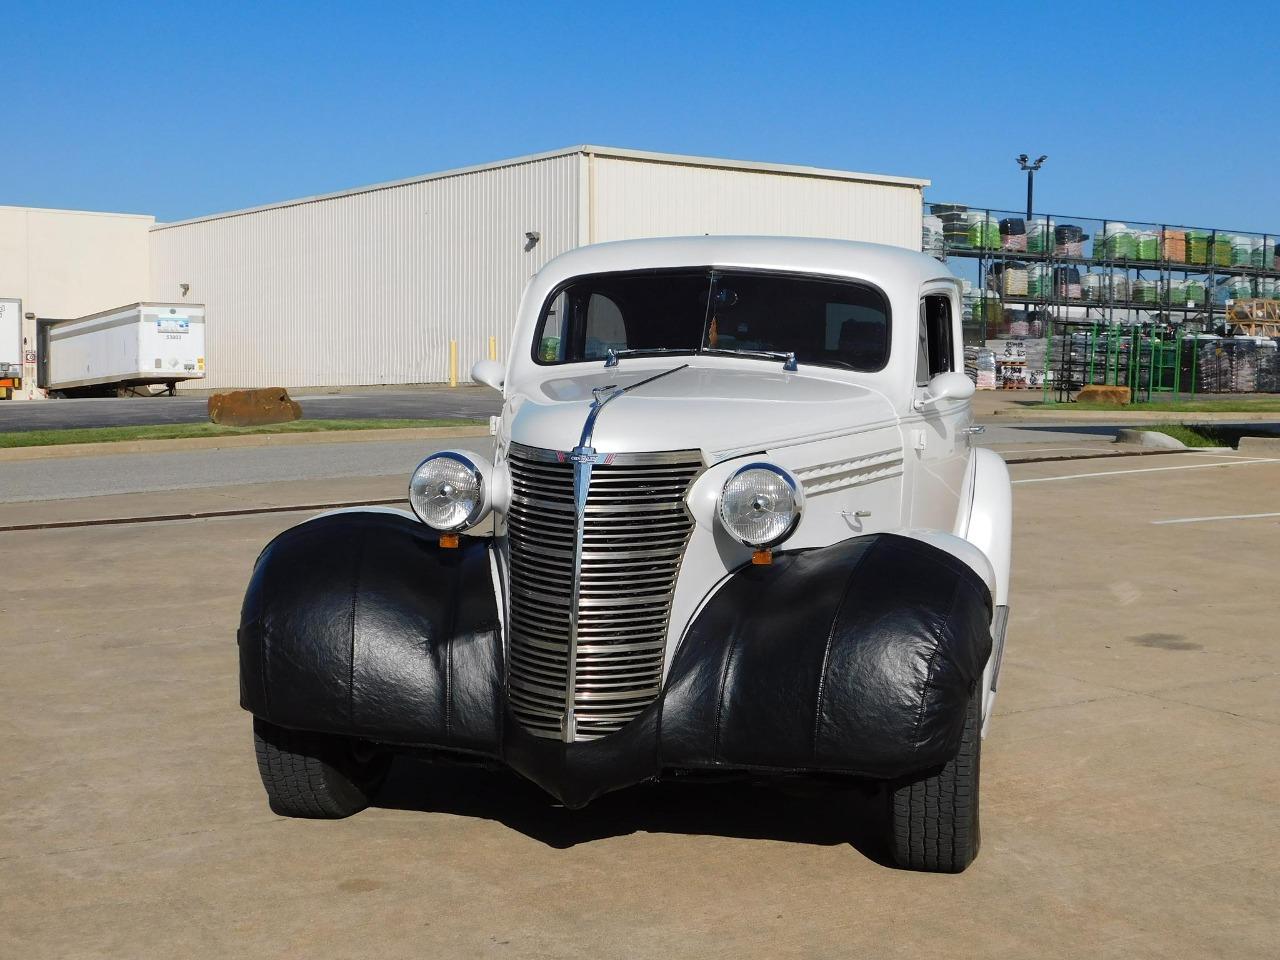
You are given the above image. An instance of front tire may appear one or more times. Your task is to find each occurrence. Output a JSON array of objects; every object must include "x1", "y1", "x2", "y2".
[
  {"x1": 252, "y1": 717, "x2": 390, "y2": 818},
  {"x1": 887, "y1": 690, "x2": 982, "y2": 872}
]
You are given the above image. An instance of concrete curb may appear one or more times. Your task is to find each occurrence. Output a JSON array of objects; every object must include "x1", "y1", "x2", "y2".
[
  {"x1": 0, "y1": 425, "x2": 490, "y2": 462},
  {"x1": 1115, "y1": 428, "x2": 1187, "y2": 449},
  {"x1": 990, "y1": 408, "x2": 1280, "y2": 423},
  {"x1": 1238, "y1": 436, "x2": 1280, "y2": 455}
]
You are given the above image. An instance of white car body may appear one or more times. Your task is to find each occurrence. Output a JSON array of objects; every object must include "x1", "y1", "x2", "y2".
[{"x1": 477, "y1": 236, "x2": 1012, "y2": 730}]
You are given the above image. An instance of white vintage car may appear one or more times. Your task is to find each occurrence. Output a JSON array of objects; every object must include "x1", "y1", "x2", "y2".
[{"x1": 239, "y1": 236, "x2": 1011, "y2": 873}]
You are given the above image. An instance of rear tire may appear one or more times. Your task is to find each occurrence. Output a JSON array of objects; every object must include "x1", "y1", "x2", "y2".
[
  {"x1": 252, "y1": 717, "x2": 390, "y2": 819},
  {"x1": 887, "y1": 690, "x2": 982, "y2": 872}
]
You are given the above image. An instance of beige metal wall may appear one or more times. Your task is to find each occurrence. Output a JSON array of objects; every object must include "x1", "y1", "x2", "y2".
[
  {"x1": 149, "y1": 154, "x2": 580, "y2": 390},
  {"x1": 0, "y1": 206, "x2": 153, "y2": 396},
  {"x1": 586, "y1": 155, "x2": 923, "y2": 250}
]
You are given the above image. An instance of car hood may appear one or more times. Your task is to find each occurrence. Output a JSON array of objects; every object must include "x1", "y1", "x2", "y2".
[{"x1": 506, "y1": 363, "x2": 899, "y2": 462}]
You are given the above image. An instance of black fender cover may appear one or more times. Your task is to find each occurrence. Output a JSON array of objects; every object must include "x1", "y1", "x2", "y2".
[
  {"x1": 658, "y1": 533, "x2": 993, "y2": 779},
  {"x1": 238, "y1": 511, "x2": 503, "y2": 753}
]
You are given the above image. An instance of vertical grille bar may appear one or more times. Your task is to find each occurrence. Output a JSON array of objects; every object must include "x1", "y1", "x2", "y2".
[{"x1": 505, "y1": 442, "x2": 702, "y2": 740}]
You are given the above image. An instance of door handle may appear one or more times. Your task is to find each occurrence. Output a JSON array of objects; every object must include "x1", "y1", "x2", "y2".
[{"x1": 962, "y1": 425, "x2": 986, "y2": 435}]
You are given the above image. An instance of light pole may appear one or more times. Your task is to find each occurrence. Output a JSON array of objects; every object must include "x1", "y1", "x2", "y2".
[{"x1": 1016, "y1": 154, "x2": 1047, "y2": 221}]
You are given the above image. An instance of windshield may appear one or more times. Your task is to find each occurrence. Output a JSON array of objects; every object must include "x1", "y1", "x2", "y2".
[{"x1": 533, "y1": 268, "x2": 890, "y2": 371}]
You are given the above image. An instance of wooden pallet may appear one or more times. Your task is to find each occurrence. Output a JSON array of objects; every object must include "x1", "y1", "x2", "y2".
[{"x1": 1226, "y1": 299, "x2": 1280, "y2": 336}]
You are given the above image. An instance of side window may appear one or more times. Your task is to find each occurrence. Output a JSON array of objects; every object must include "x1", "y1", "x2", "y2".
[
  {"x1": 917, "y1": 293, "x2": 954, "y2": 384},
  {"x1": 539, "y1": 292, "x2": 566, "y2": 362}
]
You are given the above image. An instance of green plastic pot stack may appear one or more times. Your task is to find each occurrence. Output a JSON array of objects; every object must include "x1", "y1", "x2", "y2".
[
  {"x1": 1184, "y1": 279, "x2": 1207, "y2": 304},
  {"x1": 1132, "y1": 278, "x2": 1157, "y2": 304},
  {"x1": 1136, "y1": 232, "x2": 1159, "y2": 261}
]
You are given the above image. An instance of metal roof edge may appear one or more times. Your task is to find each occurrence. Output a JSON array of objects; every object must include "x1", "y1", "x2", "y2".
[
  {"x1": 151, "y1": 146, "x2": 928, "y2": 232},
  {"x1": 0, "y1": 204, "x2": 154, "y2": 221},
  {"x1": 150, "y1": 146, "x2": 591, "y2": 231},
  {"x1": 576, "y1": 145, "x2": 930, "y2": 188}
]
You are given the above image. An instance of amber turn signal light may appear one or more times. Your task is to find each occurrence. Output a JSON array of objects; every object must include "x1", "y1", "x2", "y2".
[
  {"x1": 439, "y1": 533, "x2": 460, "y2": 549},
  {"x1": 751, "y1": 548, "x2": 773, "y2": 565}
]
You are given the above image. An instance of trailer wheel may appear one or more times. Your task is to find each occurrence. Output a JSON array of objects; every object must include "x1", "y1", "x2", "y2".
[
  {"x1": 252, "y1": 717, "x2": 390, "y2": 819},
  {"x1": 885, "y1": 691, "x2": 982, "y2": 873}
]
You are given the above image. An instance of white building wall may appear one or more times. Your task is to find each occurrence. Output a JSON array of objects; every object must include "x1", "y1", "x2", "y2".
[
  {"x1": 587, "y1": 155, "x2": 923, "y2": 250},
  {"x1": 149, "y1": 154, "x2": 579, "y2": 390},
  {"x1": 0, "y1": 206, "x2": 153, "y2": 397}
]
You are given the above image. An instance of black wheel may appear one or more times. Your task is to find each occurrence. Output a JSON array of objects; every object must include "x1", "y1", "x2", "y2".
[
  {"x1": 252, "y1": 717, "x2": 390, "y2": 818},
  {"x1": 887, "y1": 690, "x2": 982, "y2": 872}
]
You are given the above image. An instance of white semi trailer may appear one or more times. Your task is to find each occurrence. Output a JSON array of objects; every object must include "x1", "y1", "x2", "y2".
[{"x1": 42, "y1": 303, "x2": 206, "y2": 396}]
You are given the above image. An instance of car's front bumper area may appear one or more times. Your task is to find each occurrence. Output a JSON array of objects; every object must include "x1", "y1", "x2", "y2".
[{"x1": 239, "y1": 512, "x2": 992, "y2": 808}]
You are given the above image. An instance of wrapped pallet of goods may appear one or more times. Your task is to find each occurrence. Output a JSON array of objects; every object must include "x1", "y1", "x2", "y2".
[
  {"x1": 1213, "y1": 233, "x2": 1233, "y2": 267},
  {"x1": 1186, "y1": 229, "x2": 1211, "y2": 264},
  {"x1": 1184, "y1": 278, "x2": 1207, "y2": 305},
  {"x1": 1108, "y1": 270, "x2": 1130, "y2": 302},
  {"x1": 1002, "y1": 262, "x2": 1029, "y2": 297},
  {"x1": 1132, "y1": 277, "x2": 1158, "y2": 305},
  {"x1": 1054, "y1": 224, "x2": 1085, "y2": 257},
  {"x1": 1000, "y1": 217, "x2": 1027, "y2": 252},
  {"x1": 1257, "y1": 341, "x2": 1280, "y2": 393},
  {"x1": 1027, "y1": 218, "x2": 1056, "y2": 255},
  {"x1": 1026, "y1": 263, "x2": 1052, "y2": 300},
  {"x1": 977, "y1": 350, "x2": 997, "y2": 389},
  {"x1": 1230, "y1": 235, "x2": 1254, "y2": 267},
  {"x1": 1249, "y1": 236, "x2": 1265, "y2": 268},
  {"x1": 1164, "y1": 278, "x2": 1187, "y2": 306},
  {"x1": 1162, "y1": 228, "x2": 1187, "y2": 262},
  {"x1": 966, "y1": 211, "x2": 1001, "y2": 250},
  {"x1": 922, "y1": 215, "x2": 946, "y2": 259},
  {"x1": 931, "y1": 203, "x2": 970, "y2": 249},
  {"x1": 1055, "y1": 266, "x2": 1082, "y2": 299},
  {"x1": 1081, "y1": 272, "x2": 1105, "y2": 301},
  {"x1": 1136, "y1": 230, "x2": 1159, "y2": 261},
  {"x1": 1226, "y1": 276, "x2": 1254, "y2": 301}
]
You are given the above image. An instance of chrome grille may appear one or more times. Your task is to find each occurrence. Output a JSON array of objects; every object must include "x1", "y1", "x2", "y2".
[{"x1": 505, "y1": 442, "x2": 703, "y2": 741}]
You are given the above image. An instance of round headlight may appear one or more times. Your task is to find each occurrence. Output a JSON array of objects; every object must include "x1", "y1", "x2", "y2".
[
  {"x1": 717, "y1": 463, "x2": 802, "y2": 548},
  {"x1": 409, "y1": 453, "x2": 489, "y2": 531}
]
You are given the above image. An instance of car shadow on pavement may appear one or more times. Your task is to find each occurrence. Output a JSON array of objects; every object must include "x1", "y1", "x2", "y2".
[{"x1": 373, "y1": 757, "x2": 896, "y2": 867}]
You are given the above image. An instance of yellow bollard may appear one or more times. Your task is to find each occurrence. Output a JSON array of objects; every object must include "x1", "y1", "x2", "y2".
[
  {"x1": 488, "y1": 335, "x2": 497, "y2": 362},
  {"x1": 449, "y1": 339, "x2": 458, "y2": 387}
]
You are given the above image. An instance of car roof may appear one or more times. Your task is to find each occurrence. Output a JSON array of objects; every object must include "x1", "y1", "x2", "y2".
[{"x1": 538, "y1": 236, "x2": 956, "y2": 291}]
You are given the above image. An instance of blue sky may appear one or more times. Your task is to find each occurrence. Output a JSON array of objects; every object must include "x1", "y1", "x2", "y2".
[{"x1": 5, "y1": 1, "x2": 1278, "y2": 230}]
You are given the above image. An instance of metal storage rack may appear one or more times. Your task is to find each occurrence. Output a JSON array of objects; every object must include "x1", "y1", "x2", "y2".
[{"x1": 927, "y1": 205, "x2": 1280, "y2": 401}]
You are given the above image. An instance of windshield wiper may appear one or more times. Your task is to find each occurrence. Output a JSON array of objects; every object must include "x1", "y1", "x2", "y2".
[
  {"x1": 603, "y1": 347, "x2": 691, "y2": 367},
  {"x1": 700, "y1": 347, "x2": 798, "y2": 371}
]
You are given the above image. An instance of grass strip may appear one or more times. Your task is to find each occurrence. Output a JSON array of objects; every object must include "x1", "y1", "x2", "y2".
[
  {"x1": 0, "y1": 418, "x2": 483, "y2": 449},
  {"x1": 1134, "y1": 424, "x2": 1223, "y2": 448}
]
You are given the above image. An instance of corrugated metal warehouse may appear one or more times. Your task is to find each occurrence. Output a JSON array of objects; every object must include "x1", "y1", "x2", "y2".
[{"x1": 148, "y1": 146, "x2": 927, "y2": 390}]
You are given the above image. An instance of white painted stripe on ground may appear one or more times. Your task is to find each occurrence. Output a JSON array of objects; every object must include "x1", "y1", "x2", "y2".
[
  {"x1": 1151, "y1": 511, "x2": 1280, "y2": 525},
  {"x1": 990, "y1": 445, "x2": 1106, "y2": 454},
  {"x1": 1011, "y1": 457, "x2": 1280, "y2": 484}
]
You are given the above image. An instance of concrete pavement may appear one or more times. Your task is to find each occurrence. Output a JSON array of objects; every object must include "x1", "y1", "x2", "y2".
[{"x1": 1, "y1": 451, "x2": 1276, "y2": 958}]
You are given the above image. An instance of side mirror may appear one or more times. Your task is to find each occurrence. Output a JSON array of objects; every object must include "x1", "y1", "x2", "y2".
[
  {"x1": 918, "y1": 371, "x2": 974, "y2": 408},
  {"x1": 471, "y1": 359, "x2": 505, "y2": 391}
]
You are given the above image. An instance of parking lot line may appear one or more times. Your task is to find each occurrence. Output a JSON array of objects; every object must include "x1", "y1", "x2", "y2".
[
  {"x1": 1012, "y1": 457, "x2": 1280, "y2": 484},
  {"x1": 1151, "y1": 511, "x2": 1280, "y2": 525}
]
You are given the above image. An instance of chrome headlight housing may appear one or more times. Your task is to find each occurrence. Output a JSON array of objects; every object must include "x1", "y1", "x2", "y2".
[
  {"x1": 408, "y1": 452, "x2": 492, "y2": 531},
  {"x1": 717, "y1": 462, "x2": 803, "y2": 548}
]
